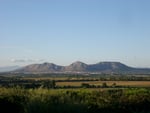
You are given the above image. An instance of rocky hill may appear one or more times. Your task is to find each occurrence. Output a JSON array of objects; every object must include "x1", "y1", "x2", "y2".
[{"x1": 14, "y1": 61, "x2": 150, "y2": 74}]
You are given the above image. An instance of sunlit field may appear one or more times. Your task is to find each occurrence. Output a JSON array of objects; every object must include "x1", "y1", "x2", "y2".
[{"x1": 56, "y1": 81, "x2": 150, "y2": 87}]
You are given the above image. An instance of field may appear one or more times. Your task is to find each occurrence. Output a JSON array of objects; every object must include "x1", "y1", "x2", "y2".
[
  {"x1": 56, "y1": 81, "x2": 150, "y2": 87},
  {"x1": 0, "y1": 74, "x2": 150, "y2": 113}
]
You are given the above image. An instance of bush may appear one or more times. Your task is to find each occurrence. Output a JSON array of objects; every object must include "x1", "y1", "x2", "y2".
[
  {"x1": 0, "y1": 87, "x2": 28, "y2": 113},
  {"x1": 0, "y1": 87, "x2": 150, "y2": 113}
]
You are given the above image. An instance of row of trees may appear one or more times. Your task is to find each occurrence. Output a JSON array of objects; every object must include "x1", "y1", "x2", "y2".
[{"x1": 81, "y1": 82, "x2": 114, "y2": 88}]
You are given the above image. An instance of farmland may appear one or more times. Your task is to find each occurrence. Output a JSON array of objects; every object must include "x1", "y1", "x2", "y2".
[
  {"x1": 56, "y1": 81, "x2": 150, "y2": 87},
  {"x1": 0, "y1": 74, "x2": 150, "y2": 113},
  {"x1": 1, "y1": 73, "x2": 150, "y2": 88}
]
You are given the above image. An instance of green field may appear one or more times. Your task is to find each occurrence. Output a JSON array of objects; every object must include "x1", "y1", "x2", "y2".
[{"x1": 0, "y1": 75, "x2": 150, "y2": 113}]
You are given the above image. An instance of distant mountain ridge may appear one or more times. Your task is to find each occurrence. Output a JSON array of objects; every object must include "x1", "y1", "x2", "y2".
[
  {"x1": 16, "y1": 63, "x2": 63, "y2": 73},
  {"x1": 64, "y1": 61, "x2": 88, "y2": 72},
  {"x1": 0, "y1": 66, "x2": 20, "y2": 72},
  {"x1": 13, "y1": 61, "x2": 150, "y2": 74}
]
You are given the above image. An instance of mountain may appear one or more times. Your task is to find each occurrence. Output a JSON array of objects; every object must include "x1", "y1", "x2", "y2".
[
  {"x1": 15, "y1": 62, "x2": 63, "y2": 73},
  {"x1": 13, "y1": 61, "x2": 150, "y2": 74},
  {"x1": 87, "y1": 62, "x2": 132, "y2": 73},
  {"x1": 64, "y1": 61, "x2": 88, "y2": 72},
  {"x1": 0, "y1": 66, "x2": 20, "y2": 72}
]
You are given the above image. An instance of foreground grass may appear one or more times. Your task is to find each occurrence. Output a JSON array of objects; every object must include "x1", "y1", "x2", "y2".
[{"x1": 0, "y1": 87, "x2": 150, "y2": 113}]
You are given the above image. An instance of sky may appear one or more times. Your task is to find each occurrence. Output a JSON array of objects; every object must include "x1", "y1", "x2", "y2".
[{"x1": 0, "y1": 0, "x2": 150, "y2": 67}]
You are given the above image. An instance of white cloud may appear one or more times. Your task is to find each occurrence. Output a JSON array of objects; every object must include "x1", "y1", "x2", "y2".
[{"x1": 11, "y1": 59, "x2": 45, "y2": 63}]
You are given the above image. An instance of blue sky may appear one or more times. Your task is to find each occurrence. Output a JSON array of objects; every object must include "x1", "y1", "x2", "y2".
[{"x1": 0, "y1": 0, "x2": 150, "y2": 67}]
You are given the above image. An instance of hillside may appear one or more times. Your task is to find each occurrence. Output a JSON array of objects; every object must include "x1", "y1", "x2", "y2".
[
  {"x1": 13, "y1": 61, "x2": 150, "y2": 74},
  {"x1": 15, "y1": 62, "x2": 63, "y2": 73},
  {"x1": 64, "y1": 61, "x2": 88, "y2": 72}
]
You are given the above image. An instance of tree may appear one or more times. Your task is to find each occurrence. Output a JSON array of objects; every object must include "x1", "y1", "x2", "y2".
[
  {"x1": 42, "y1": 80, "x2": 56, "y2": 89},
  {"x1": 81, "y1": 83, "x2": 90, "y2": 88},
  {"x1": 102, "y1": 82, "x2": 108, "y2": 88},
  {"x1": 112, "y1": 83, "x2": 116, "y2": 88}
]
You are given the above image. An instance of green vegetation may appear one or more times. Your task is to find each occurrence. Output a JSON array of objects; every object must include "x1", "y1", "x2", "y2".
[
  {"x1": 0, "y1": 87, "x2": 150, "y2": 113},
  {"x1": 1, "y1": 74, "x2": 150, "y2": 89},
  {"x1": 0, "y1": 74, "x2": 150, "y2": 113}
]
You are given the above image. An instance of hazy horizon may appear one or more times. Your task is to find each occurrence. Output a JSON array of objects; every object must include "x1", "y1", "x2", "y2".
[{"x1": 1, "y1": 0, "x2": 150, "y2": 67}]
